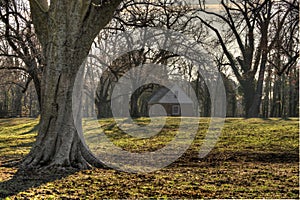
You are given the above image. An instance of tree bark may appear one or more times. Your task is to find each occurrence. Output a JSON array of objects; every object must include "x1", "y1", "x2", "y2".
[
  {"x1": 21, "y1": 0, "x2": 122, "y2": 170},
  {"x1": 262, "y1": 67, "x2": 271, "y2": 118},
  {"x1": 248, "y1": 49, "x2": 268, "y2": 118},
  {"x1": 240, "y1": 78, "x2": 255, "y2": 118},
  {"x1": 12, "y1": 86, "x2": 22, "y2": 117},
  {"x1": 130, "y1": 89, "x2": 141, "y2": 118}
]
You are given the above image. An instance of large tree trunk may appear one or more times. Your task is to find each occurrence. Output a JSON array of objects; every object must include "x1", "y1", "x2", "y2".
[
  {"x1": 270, "y1": 78, "x2": 281, "y2": 117},
  {"x1": 30, "y1": 67, "x2": 42, "y2": 110},
  {"x1": 21, "y1": 35, "x2": 102, "y2": 170},
  {"x1": 21, "y1": 0, "x2": 121, "y2": 170},
  {"x1": 96, "y1": 98, "x2": 112, "y2": 118},
  {"x1": 12, "y1": 86, "x2": 22, "y2": 117},
  {"x1": 240, "y1": 78, "x2": 256, "y2": 118},
  {"x1": 130, "y1": 90, "x2": 141, "y2": 118},
  {"x1": 288, "y1": 68, "x2": 299, "y2": 117},
  {"x1": 262, "y1": 67, "x2": 271, "y2": 118},
  {"x1": 248, "y1": 55, "x2": 268, "y2": 118}
]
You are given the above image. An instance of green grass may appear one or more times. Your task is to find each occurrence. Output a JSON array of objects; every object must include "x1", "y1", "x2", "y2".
[
  {"x1": 0, "y1": 118, "x2": 38, "y2": 163},
  {"x1": 0, "y1": 117, "x2": 299, "y2": 199}
]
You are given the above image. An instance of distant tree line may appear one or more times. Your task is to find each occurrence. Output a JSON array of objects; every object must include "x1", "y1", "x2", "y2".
[{"x1": 0, "y1": 0, "x2": 298, "y2": 119}]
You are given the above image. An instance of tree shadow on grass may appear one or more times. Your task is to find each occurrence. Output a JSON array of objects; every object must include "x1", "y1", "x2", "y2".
[
  {"x1": 21, "y1": 123, "x2": 40, "y2": 135},
  {"x1": 0, "y1": 166, "x2": 79, "y2": 198},
  {"x1": 172, "y1": 149, "x2": 300, "y2": 168},
  {"x1": 197, "y1": 150, "x2": 300, "y2": 165}
]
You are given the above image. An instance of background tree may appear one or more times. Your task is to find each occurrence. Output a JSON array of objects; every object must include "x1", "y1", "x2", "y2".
[
  {"x1": 93, "y1": 0, "x2": 206, "y2": 118},
  {"x1": 0, "y1": 52, "x2": 39, "y2": 118},
  {"x1": 0, "y1": 0, "x2": 43, "y2": 107},
  {"x1": 267, "y1": 0, "x2": 299, "y2": 118},
  {"x1": 197, "y1": 0, "x2": 299, "y2": 117}
]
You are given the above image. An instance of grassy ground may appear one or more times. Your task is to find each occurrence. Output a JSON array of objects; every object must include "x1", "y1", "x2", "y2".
[{"x1": 0, "y1": 117, "x2": 298, "y2": 199}]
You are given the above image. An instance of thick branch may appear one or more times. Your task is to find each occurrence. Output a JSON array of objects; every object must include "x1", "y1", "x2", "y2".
[
  {"x1": 79, "y1": 0, "x2": 123, "y2": 50},
  {"x1": 197, "y1": 16, "x2": 242, "y2": 82},
  {"x1": 29, "y1": 0, "x2": 49, "y2": 47}
]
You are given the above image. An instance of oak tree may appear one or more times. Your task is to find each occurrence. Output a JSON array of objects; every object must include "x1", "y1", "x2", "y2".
[{"x1": 21, "y1": 0, "x2": 122, "y2": 170}]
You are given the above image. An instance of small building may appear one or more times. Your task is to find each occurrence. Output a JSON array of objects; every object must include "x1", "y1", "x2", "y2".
[{"x1": 148, "y1": 85, "x2": 195, "y2": 116}]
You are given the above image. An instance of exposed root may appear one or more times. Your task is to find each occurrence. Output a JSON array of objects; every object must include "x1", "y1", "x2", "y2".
[
  {"x1": 80, "y1": 142, "x2": 109, "y2": 169},
  {"x1": 19, "y1": 115, "x2": 109, "y2": 173},
  {"x1": 18, "y1": 142, "x2": 108, "y2": 176}
]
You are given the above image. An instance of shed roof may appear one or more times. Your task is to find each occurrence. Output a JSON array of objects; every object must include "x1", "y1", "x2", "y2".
[{"x1": 148, "y1": 85, "x2": 193, "y2": 104}]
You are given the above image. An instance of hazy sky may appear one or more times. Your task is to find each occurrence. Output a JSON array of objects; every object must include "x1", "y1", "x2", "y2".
[{"x1": 185, "y1": 0, "x2": 221, "y2": 5}]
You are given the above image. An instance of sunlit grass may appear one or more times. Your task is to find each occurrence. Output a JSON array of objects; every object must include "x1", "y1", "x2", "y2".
[
  {"x1": 82, "y1": 117, "x2": 298, "y2": 156},
  {"x1": 0, "y1": 118, "x2": 39, "y2": 161},
  {"x1": 0, "y1": 117, "x2": 298, "y2": 199}
]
